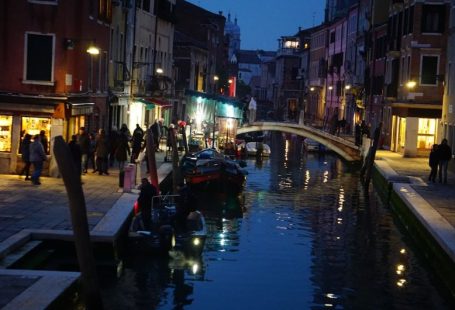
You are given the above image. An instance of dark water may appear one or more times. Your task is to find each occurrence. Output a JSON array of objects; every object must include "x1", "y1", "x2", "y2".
[{"x1": 101, "y1": 136, "x2": 453, "y2": 309}]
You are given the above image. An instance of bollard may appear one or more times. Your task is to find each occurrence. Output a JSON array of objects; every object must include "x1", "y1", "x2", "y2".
[{"x1": 123, "y1": 164, "x2": 136, "y2": 192}]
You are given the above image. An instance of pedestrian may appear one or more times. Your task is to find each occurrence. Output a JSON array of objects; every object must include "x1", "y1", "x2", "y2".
[
  {"x1": 428, "y1": 144, "x2": 439, "y2": 183},
  {"x1": 436, "y1": 138, "x2": 452, "y2": 184},
  {"x1": 354, "y1": 122, "x2": 362, "y2": 146},
  {"x1": 131, "y1": 130, "x2": 143, "y2": 163},
  {"x1": 39, "y1": 130, "x2": 49, "y2": 154},
  {"x1": 109, "y1": 126, "x2": 119, "y2": 168},
  {"x1": 77, "y1": 127, "x2": 90, "y2": 174},
  {"x1": 95, "y1": 129, "x2": 109, "y2": 175},
  {"x1": 68, "y1": 134, "x2": 82, "y2": 178},
  {"x1": 115, "y1": 130, "x2": 130, "y2": 171},
  {"x1": 87, "y1": 133, "x2": 97, "y2": 173},
  {"x1": 133, "y1": 123, "x2": 144, "y2": 138},
  {"x1": 29, "y1": 134, "x2": 47, "y2": 185},
  {"x1": 248, "y1": 96, "x2": 257, "y2": 124},
  {"x1": 151, "y1": 119, "x2": 161, "y2": 152},
  {"x1": 19, "y1": 134, "x2": 32, "y2": 180},
  {"x1": 137, "y1": 178, "x2": 158, "y2": 230}
]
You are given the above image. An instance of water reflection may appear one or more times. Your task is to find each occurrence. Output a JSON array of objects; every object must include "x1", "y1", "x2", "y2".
[{"x1": 103, "y1": 134, "x2": 453, "y2": 309}]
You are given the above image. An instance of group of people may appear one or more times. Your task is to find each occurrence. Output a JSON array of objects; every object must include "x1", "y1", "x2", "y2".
[
  {"x1": 19, "y1": 130, "x2": 48, "y2": 185},
  {"x1": 428, "y1": 139, "x2": 453, "y2": 184}
]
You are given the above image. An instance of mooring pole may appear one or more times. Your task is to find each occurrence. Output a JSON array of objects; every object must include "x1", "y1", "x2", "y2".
[
  {"x1": 53, "y1": 136, "x2": 103, "y2": 310},
  {"x1": 146, "y1": 128, "x2": 159, "y2": 191},
  {"x1": 170, "y1": 126, "x2": 180, "y2": 194},
  {"x1": 364, "y1": 122, "x2": 382, "y2": 187}
]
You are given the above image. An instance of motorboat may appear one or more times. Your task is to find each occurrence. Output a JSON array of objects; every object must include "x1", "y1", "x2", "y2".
[
  {"x1": 303, "y1": 138, "x2": 326, "y2": 152},
  {"x1": 244, "y1": 141, "x2": 271, "y2": 157},
  {"x1": 181, "y1": 148, "x2": 247, "y2": 191},
  {"x1": 129, "y1": 194, "x2": 207, "y2": 257}
]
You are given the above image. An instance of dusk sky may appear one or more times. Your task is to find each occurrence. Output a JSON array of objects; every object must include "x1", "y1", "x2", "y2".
[{"x1": 187, "y1": 0, "x2": 326, "y2": 51}]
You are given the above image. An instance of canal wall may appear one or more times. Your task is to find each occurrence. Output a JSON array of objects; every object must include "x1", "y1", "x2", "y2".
[{"x1": 372, "y1": 161, "x2": 455, "y2": 297}]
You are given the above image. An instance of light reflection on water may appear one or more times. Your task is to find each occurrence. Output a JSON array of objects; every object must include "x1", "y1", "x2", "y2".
[{"x1": 101, "y1": 136, "x2": 453, "y2": 310}]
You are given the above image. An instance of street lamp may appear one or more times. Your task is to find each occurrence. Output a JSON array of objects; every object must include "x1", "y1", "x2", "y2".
[
  {"x1": 156, "y1": 67, "x2": 164, "y2": 74},
  {"x1": 86, "y1": 45, "x2": 100, "y2": 55},
  {"x1": 310, "y1": 87, "x2": 315, "y2": 92},
  {"x1": 406, "y1": 80, "x2": 417, "y2": 89}
]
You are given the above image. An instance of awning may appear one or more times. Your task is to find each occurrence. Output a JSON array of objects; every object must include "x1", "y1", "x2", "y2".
[
  {"x1": 68, "y1": 102, "x2": 95, "y2": 116},
  {"x1": 386, "y1": 102, "x2": 442, "y2": 110},
  {"x1": 134, "y1": 98, "x2": 155, "y2": 110},
  {"x1": 147, "y1": 97, "x2": 173, "y2": 108}
]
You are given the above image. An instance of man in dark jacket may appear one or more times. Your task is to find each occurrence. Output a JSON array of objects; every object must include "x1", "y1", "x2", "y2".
[
  {"x1": 78, "y1": 127, "x2": 90, "y2": 173},
  {"x1": 68, "y1": 134, "x2": 82, "y2": 178},
  {"x1": 436, "y1": 138, "x2": 452, "y2": 184},
  {"x1": 428, "y1": 144, "x2": 439, "y2": 183},
  {"x1": 138, "y1": 178, "x2": 158, "y2": 230}
]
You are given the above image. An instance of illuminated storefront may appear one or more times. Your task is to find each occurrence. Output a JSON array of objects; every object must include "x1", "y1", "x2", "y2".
[
  {"x1": 184, "y1": 90, "x2": 243, "y2": 149},
  {"x1": 388, "y1": 103, "x2": 441, "y2": 157},
  {"x1": 0, "y1": 115, "x2": 13, "y2": 152}
]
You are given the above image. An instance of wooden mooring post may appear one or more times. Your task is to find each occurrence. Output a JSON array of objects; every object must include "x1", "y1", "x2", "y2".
[
  {"x1": 360, "y1": 122, "x2": 382, "y2": 187},
  {"x1": 53, "y1": 136, "x2": 103, "y2": 309}
]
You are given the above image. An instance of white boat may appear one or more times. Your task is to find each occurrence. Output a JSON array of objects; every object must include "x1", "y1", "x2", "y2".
[{"x1": 245, "y1": 142, "x2": 271, "y2": 157}]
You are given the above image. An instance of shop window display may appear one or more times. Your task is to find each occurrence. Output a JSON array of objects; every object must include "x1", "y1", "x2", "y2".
[
  {"x1": 21, "y1": 117, "x2": 51, "y2": 152},
  {"x1": 0, "y1": 115, "x2": 13, "y2": 152},
  {"x1": 417, "y1": 118, "x2": 437, "y2": 150}
]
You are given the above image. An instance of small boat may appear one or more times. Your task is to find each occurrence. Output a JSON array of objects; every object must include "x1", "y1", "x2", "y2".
[
  {"x1": 303, "y1": 138, "x2": 326, "y2": 152},
  {"x1": 129, "y1": 194, "x2": 207, "y2": 257},
  {"x1": 181, "y1": 149, "x2": 247, "y2": 191},
  {"x1": 245, "y1": 141, "x2": 271, "y2": 157}
]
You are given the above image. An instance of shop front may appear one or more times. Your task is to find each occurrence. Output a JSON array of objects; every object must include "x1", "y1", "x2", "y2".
[
  {"x1": 0, "y1": 95, "x2": 65, "y2": 176},
  {"x1": 387, "y1": 103, "x2": 442, "y2": 157},
  {"x1": 184, "y1": 90, "x2": 243, "y2": 150}
]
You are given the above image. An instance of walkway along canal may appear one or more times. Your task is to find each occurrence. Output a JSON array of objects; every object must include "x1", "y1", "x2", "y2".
[{"x1": 99, "y1": 135, "x2": 453, "y2": 309}]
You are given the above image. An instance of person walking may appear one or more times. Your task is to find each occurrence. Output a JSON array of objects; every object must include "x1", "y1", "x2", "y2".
[
  {"x1": 151, "y1": 119, "x2": 161, "y2": 152},
  {"x1": 39, "y1": 130, "x2": 49, "y2": 154},
  {"x1": 248, "y1": 96, "x2": 257, "y2": 124},
  {"x1": 436, "y1": 138, "x2": 452, "y2": 184},
  {"x1": 29, "y1": 134, "x2": 47, "y2": 185},
  {"x1": 137, "y1": 178, "x2": 158, "y2": 230},
  {"x1": 131, "y1": 129, "x2": 143, "y2": 163},
  {"x1": 68, "y1": 134, "x2": 82, "y2": 179},
  {"x1": 428, "y1": 144, "x2": 439, "y2": 183},
  {"x1": 19, "y1": 134, "x2": 32, "y2": 180},
  {"x1": 109, "y1": 126, "x2": 120, "y2": 168},
  {"x1": 115, "y1": 130, "x2": 130, "y2": 171},
  {"x1": 95, "y1": 129, "x2": 109, "y2": 175},
  {"x1": 78, "y1": 127, "x2": 90, "y2": 174},
  {"x1": 87, "y1": 133, "x2": 97, "y2": 173}
]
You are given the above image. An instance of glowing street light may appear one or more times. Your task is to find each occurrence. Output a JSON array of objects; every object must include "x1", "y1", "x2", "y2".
[
  {"x1": 86, "y1": 45, "x2": 100, "y2": 55},
  {"x1": 328, "y1": 86, "x2": 333, "y2": 90},
  {"x1": 345, "y1": 84, "x2": 351, "y2": 90},
  {"x1": 310, "y1": 87, "x2": 315, "y2": 92},
  {"x1": 156, "y1": 68, "x2": 164, "y2": 74},
  {"x1": 214, "y1": 75, "x2": 219, "y2": 81},
  {"x1": 406, "y1": 80, "x2": 416, "y2": 89}
]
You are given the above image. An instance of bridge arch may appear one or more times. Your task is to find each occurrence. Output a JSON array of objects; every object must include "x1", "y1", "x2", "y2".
[{"x1": 236, "y1": 122, "x2": 360, "y2": 161}]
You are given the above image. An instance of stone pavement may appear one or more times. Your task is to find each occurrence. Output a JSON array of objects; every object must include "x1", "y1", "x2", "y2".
[
  {"x1": 376, "y1": 150, "x2": 455, "y2": 228},
  {"x1": 0, "y1": 148, "x2": 172, "y2": 309}
]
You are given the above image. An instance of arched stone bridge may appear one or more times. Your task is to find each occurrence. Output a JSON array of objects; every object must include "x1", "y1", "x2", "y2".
[{"x1": 237, "y1": 122, "x2": 362, "y2": 161}]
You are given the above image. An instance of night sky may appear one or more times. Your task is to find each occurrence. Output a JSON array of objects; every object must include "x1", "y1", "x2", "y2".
[{"x1": 186, "y1": 0, "x2": 326, "y2": 51}]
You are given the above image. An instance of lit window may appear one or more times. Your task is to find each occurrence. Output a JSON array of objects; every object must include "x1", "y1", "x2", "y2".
[
  {"x1": 417, "y1": 118, "x2": 437, "y2": 150},
  {"x1": 22, "y1": 117, "x2": 51, "y2": 153},
  {"x1": 0, "y1": 115, "x2": 13, "y2": 152}
]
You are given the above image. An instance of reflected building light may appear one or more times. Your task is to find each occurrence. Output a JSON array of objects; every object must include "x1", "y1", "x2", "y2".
[
  {"x1": 192, "y1": 263, "x2": 199, "y2": 274},
  {"x1": 326, "y1": 293, "x2": 337, "y2": 299},
  {"x1": 400, "y1": 248, "x2": 406, "y2": 254},
  {"x1": 337, "y1": 206, "x2": 343, "y2": 212},
  {"x1": 397, "y1": 279, "x2": 407, "y2": 287},
  {"x1": 220, "y1": 238, "x2": 227, "y2": 246},
  {"x1": 324, "y1": 304, "x2": 334, "y2": 307},
  {"x1": 323, "y1": 170, "x2": 329, "y2": 183},
  {"x1": 336, "y1": 236, "x2": 340, "y2": 240},
  {"x1": 285, "y1": 139, "x2": 289, "y2": 161},
  {"x1": 396, "y1": 264, "x2": 405, "y2": 272},
  {"x1": 304, "y1": 170, "x2": 310, "y2": 191}
]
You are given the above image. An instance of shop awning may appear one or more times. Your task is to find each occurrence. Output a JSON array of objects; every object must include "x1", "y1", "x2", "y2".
[
  {"x1": 386, "y1": 102, "x2": 442, "y2": 110},
  {"x1": 147, "y1": 97, "x2": 173, "y2": 108},
  {"x1": 134, "y1": 98, "x2": 155, "y2": 110},
  {"x1": 68, "y1": 102, "x2": 95, "y2": 116}
]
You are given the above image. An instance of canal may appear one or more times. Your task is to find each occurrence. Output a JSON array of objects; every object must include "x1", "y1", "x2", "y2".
[{"x1": 101, "y1": 136, "x2": 453, "y2": 309}]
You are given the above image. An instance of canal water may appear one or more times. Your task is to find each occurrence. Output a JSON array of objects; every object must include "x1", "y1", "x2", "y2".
[{"x1": 101, "y1": 136, "x2": 453, "y2": 309}]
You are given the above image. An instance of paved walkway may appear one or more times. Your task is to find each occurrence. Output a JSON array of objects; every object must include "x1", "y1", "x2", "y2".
[
  {"x1": 0, "y1": 148, "x2": 173, "y2": 308},
  {"x1": 376, "y1": 150, "x2": 455, "y2": 228}
]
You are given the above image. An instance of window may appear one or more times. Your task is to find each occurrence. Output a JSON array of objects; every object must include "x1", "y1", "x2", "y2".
[
  {"x1": 21, "y1": 117, "x2": 51, "y2": 153},
  {"x1": 420, "y1": 56, "x2": 438, "y2": 85},
  {"x1": 330, "y1": 31, "x2": 335, "y2": 43},
  {"x1": 142, "y1": 0, "x2": 150, "y2": 12},
  {"x1": 98, "y1": 0, "x2": 112, "y2": 22},
  {"x1": 421, "y1": 4, "x2": 445, "y2": 33},
  {"x1": 417, "y1": 118, "x2": 437, "y2": 150},
  {"x1": 25, "y1": 33, "x2": 54, "y2": 83},
  {"x1": 0, "y1": 115, "x2": 13, "y2": 152}
]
